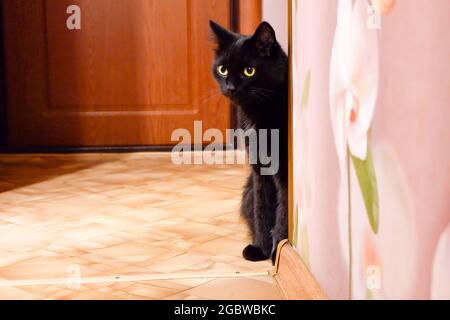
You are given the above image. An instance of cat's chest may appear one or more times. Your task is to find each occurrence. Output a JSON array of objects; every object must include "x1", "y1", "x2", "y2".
[
  {"x1": 238, "y1": 106, "x2": 277, "y2": 131},
  {"x1": 240, "y1": 115, "x2": 256, "y2": 132}
]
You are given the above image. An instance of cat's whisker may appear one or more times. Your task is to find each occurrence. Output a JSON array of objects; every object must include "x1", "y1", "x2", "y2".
[
  {"x1": 256, "y1": 87, "x2": 284, "y2": 98},
  {"x1": 198, "y1": 91, "x2": 223, "y2": 105},
  {"x1": 199, "y1": 88, "x2": 221, "y2": 100},
  {"x1": 249, "y1": 90, "x2": 272, "y2": 104}
]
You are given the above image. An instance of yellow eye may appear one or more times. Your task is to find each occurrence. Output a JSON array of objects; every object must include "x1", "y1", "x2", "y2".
[
  {"x1": 217, "y1": 65, "x2": 228, "y2": 77},
  {"x1": 244, "y1": 67, "x2": 256, "y2": 77}
]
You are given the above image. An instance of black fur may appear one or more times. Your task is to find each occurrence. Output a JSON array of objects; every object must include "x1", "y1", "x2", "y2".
[{"x1": 210, "y1": 20, "x2": 288, "y2": 264}]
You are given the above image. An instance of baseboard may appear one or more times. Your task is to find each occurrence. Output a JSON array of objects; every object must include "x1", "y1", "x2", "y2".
[{"x1": 272, "y1": 240, "x2": 327, "y2": 300}]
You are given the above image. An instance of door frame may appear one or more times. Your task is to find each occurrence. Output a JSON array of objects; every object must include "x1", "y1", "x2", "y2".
[
  {"x1": 0, "y1": 2, "x2": 7, "y2": 150},
  {"x1": 0, "y1": 0, "x2": 261, "y2": 153}
]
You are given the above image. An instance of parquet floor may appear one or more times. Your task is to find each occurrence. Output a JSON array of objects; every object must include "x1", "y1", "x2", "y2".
[{"x1": 0, "y1": 152, "x2": 281, "y2": 300}]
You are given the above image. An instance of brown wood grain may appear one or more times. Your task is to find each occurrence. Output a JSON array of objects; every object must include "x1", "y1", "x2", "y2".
[
  {"x1": 273, "y1": 240, "x2": 328, "y2": 300},
  {"x1": 239, "y1": 0, "x2": 262, "y2": 35},
  {"x1": 288, "y1": 0, "x2": 294, "y2": 241},
  {"x1": 2, "y1": 0, "x2": 241, "y2": 147},
  {"x1": 46, "y1": 0, "x2": 190, "y2": 108}
]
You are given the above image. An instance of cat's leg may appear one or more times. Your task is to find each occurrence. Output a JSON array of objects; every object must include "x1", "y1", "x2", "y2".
[
  {"x1": 241, "y1": 174, "x2": 263, "y2": 261},
  {"x1": 240, "y1": 174, "x2": 255, "y2": 238},
  {"x1": 270, "y1": 178, "x2": 288, "y2": 264},
  {"x1": 242, "y1": 172, "x2": 275, "y2": 261}
]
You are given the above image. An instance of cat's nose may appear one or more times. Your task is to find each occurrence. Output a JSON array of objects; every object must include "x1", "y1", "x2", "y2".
[{"x1": 225, "y1": 83, "x2": 236, "y2": 95}]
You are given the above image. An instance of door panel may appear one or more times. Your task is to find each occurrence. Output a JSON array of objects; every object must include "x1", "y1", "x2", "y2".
[
  {"x1": 46, "y1": 0, "x2": 190, "y2": 108},
  {"x1": 2, "y1": 0, "x2": 232, "y2": 147}
]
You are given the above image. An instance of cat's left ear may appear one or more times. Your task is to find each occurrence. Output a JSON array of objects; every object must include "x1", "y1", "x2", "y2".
[{"x1": 252, "y1": 21, "x2": 277, "y2": 57}]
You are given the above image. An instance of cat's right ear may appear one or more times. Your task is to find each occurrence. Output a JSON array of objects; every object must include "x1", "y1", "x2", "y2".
[
  {"x1": 252, "y1": 21, "x2": 277, "y2": 57},
  {"x1": 209, "y1": 20, "x2": 236, "y2": 51}
]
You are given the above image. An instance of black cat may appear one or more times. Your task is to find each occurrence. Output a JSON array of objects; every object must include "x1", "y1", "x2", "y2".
[{"x1": 210, "y1": 20, "x2": 288, "y2": 264}]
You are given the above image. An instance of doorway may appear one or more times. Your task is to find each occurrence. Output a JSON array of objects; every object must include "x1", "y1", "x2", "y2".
[{"x1": 0, "y1": 0, "x2": 260, "y2": 149}]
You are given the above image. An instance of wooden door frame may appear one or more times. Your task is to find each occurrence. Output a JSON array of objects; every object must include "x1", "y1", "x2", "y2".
[
  {"x1": 0, "y1": 2, "x2": 7, "y2": 150},
  {"x1": 0, "y1": 0, "x2": 261, "y2": 153}
]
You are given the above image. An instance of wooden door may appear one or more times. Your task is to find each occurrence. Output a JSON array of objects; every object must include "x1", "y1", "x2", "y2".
[{"x1": 2, "y1": 0, "x2": 235, "y2": 147}]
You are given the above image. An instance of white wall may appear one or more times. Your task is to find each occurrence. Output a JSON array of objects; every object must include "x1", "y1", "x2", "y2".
[{"x1": 262, "y1": 0, "x2": 288, "y2": 52}]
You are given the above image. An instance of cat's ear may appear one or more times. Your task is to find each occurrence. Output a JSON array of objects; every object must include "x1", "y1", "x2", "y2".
[
  {"x1": 252, "y1": 21, "x2": 277, "y2": 57},
  {"x1": 209, "y1": 20, "x2": 236, "y2": 51}
]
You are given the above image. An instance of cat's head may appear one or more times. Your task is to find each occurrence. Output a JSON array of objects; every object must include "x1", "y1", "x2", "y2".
[{"x1": 209, "y1": 20, "x2": 287, "y2": 106}]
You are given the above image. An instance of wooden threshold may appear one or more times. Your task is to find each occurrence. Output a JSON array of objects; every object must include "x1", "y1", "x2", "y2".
[{"x1": 271, "y1": 240, "x2": 328, "y2": 300}]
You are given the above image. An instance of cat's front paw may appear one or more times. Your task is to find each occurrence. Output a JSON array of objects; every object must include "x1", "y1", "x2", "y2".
[{"x1": 242, "y1": 245, "x2": 269, "y2": 261}]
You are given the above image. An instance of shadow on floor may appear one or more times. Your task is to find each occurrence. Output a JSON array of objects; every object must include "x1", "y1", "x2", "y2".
[{"x1": 0, "y1": 154, "x2": 116, "y2": 193}]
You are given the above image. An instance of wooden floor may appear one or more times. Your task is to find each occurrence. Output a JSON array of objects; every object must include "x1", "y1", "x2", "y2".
[{"x1": 0, "y1": 152, "x2": 281, "y2": 300}]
